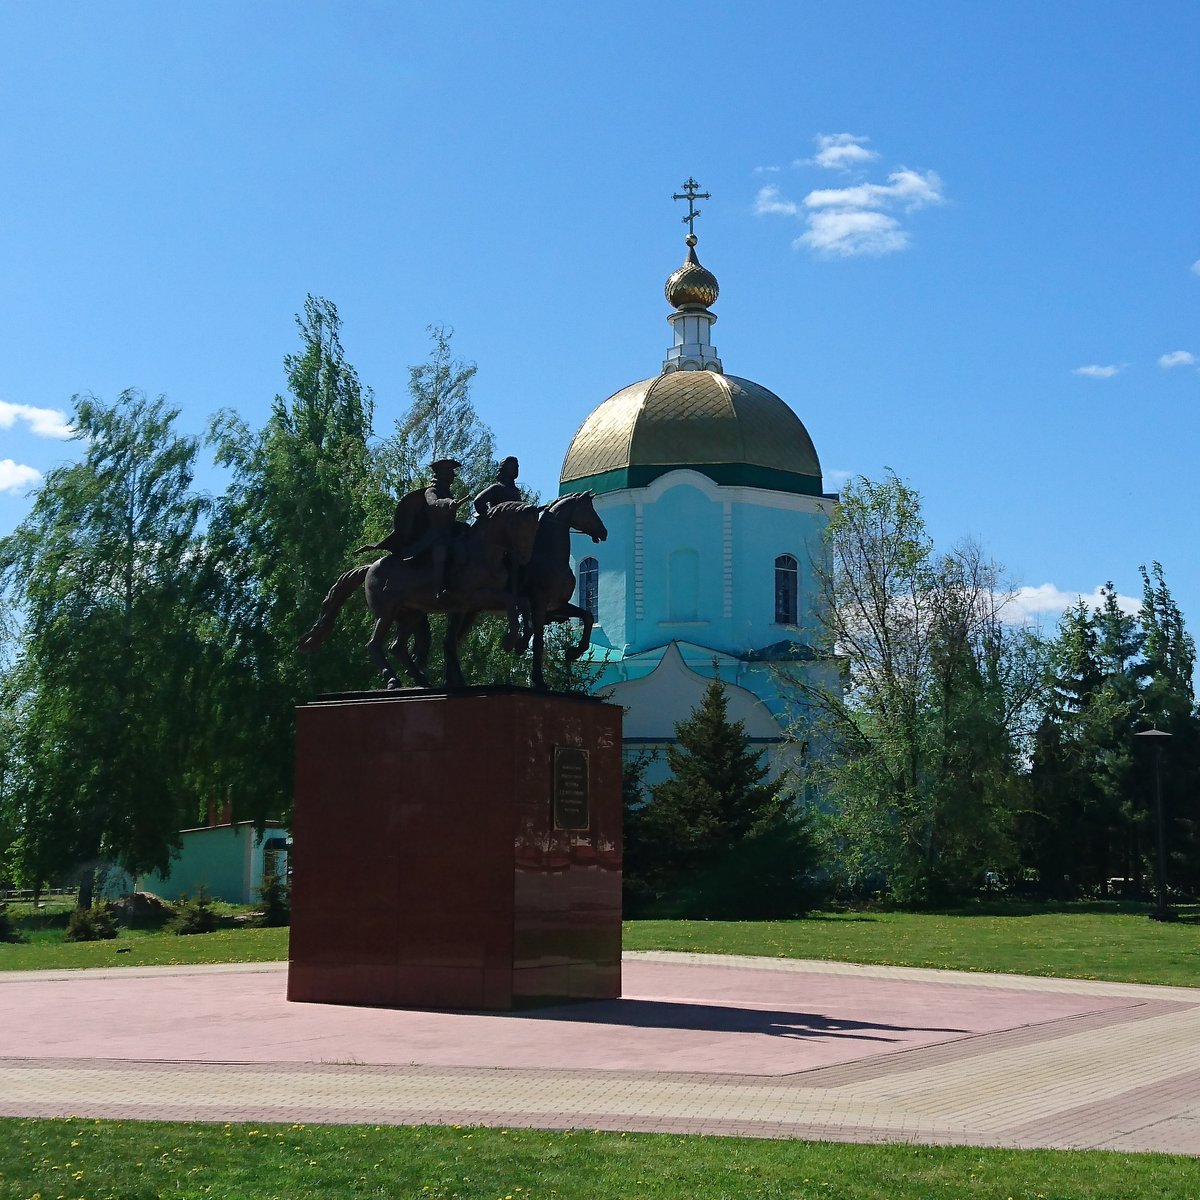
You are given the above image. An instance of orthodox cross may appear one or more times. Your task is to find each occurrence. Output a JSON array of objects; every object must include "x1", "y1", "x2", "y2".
[{"x1": 672, "y1": 177, "x2": 711, "y2": 237}]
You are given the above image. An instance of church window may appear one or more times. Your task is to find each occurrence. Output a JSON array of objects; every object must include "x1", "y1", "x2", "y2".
[
  {"x1": 669, "y1": 548, "x2": 699, "y2": 620},
  {"x1": 774, "y1": 554, "x2": 799, "y2": 624},
  {"x1": 578, "y1": 557, "x2": 598, "y2": 619}
]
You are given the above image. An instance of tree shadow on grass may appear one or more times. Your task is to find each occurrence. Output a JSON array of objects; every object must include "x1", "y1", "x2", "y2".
[{"x1": 506, "y1": 998, "x2": 966, "y2": 1043}]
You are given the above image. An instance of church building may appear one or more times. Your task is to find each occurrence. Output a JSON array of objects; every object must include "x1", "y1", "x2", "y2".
[{"x1": 559, "y1": 182, "x2": 840, "y2": 781}]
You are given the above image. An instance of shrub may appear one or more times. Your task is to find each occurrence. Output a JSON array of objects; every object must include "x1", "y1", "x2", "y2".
[
  {"x1": 109, "y1": 890, "x2": 174, "y2": 929},
  {"x1": 65, "y1": 901, "x2": 119, "y2": 942},
  {"x1": 0, "y1": 903, "x2": 27, "y2": 944},
  {"x1": 255, "y1": 864, "x2": 291, "y2": 927},
  {"x1": 167, "y1": 886, "x2": 219, "y2": 935}
]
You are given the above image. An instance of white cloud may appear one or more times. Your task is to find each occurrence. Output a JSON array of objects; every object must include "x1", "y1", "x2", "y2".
[
  {"x1": 1004, "y1": 583, "x2": 1141, "y2": 625},
  {"x1": 796, "y1": 209, "x2": 907, "y2": 257},
  {"x1": 1192, "y1": 259, "x2": 1200, "y2": 276},
  {"x1": 806, "y1": 169, "x2": 944, "y2": 213},
  {"x1": 0, "y1": 459, "x2": 43, "y2": 494},
  {"x1": 753, "y1": 185, "x2": 799, "y2": 217},
  {"x1": 802, "y1": 133, "x2": 879, "y2": 171},
  {"x1": 0, "y1": 400, "x2": 74, "y2": 439},
  {"x1": 824, "y1": 468, "x2": 853, "y2": 490},
  {"x1": 1158, "y1": 350, "x2": 1196, "y2": 368},
  {"x1": 753, "y1": 165, "x2": 781, "y2": 175},
  {"x1": 1072, "y1": 364, "x2": 1122, "y2": 379},
  {"x1": 757, "y1": 139, "x2": 944, "y2": 258}
]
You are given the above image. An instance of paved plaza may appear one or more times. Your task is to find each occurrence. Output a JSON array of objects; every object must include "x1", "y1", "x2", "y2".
[{"x1": 2, "y1": 950, "x2": 1198, "y2": 1153}]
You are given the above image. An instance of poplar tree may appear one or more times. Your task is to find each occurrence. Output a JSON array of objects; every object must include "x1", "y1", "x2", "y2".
[{"x1": 207, "y1": 295, "x2": 379, "y2": 823}]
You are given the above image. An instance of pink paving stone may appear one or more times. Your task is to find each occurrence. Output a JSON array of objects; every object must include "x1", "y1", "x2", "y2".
[{"x1": 0, "y1": 960, "x2": 1134, "y2": 1076}]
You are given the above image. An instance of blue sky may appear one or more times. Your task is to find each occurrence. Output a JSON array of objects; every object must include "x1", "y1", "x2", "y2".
[{"x1": 2, "y1": 1, "x2": 1198, "y2": 634}]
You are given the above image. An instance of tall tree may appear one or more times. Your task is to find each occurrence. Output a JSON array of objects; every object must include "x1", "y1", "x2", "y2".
[
  {"x1": 0, "y1": 392, "x2": 212, "y2": 902},
  {"x1": 207, "y1": 295, "x2": 379, "y2": 823},
  {"x1": 377, "y1": 324, "x2": 497, "y2": 505},
  {"x1": 1021, "y1": 600, "x2": 1111, "y2": 894},
  {"x1": 795, "y1": 473, "x2": 1044, "y2": 903},
  {"x1": 1024, "y1": 566, "x2": 1200, "y2": 897}
]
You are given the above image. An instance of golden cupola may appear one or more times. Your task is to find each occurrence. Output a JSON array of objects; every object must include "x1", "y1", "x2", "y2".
[
  {"x1": 665, "y1": 235, "x2": 720, "y2": 310},
  {"x1": 559, "y1": 179, "x2": 824, "y2": 500}
]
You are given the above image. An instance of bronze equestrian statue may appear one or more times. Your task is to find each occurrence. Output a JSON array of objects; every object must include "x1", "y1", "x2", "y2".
[{"x1": 298, "y1": 451, "x2": 608, "y2": 689}]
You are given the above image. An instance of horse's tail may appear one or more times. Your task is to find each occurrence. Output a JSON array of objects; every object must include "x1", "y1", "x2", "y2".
[{"x1": 297, "y1": 564, "x2": 371, "y2": 654}]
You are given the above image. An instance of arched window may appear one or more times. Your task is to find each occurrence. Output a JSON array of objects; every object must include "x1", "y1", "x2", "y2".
[
  {"x1": 578, "y1": 556, "x2": 598, "y2": 619},
  {"x1": 669, "y1": 548, "x2": 699, "y2": 620},
  {"x1": 774, "y1": 554, "x2": 798, "y2": 624}
]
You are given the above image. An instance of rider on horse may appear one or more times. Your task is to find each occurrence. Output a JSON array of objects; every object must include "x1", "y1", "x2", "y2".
[
  {"x1": 472, "y1": 456, "x2": 524, "y2": 601},
  {"x1": 472, "y1": 456, "x2": 522, "y2": 518},
  {"x1": 358, "y1": 458, "x2": 466, "y2": 600}
]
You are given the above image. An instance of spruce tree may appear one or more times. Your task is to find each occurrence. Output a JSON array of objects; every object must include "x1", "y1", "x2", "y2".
[{"x1": 627, "y1": 670, "x2": 820, "y2": 918}]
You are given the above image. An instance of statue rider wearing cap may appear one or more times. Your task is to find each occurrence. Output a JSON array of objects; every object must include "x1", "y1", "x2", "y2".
[
  {"x1": 472, "y1": 455, "x2": 522, "y2": 518},
  {"x1": 358, "y1": 458, "x2": 465, "y2": 600}
]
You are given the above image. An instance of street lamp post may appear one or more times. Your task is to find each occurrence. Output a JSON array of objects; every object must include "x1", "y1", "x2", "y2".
[{"x1": 1134, "y1": 727, "x2": 1174, "y2": 923}]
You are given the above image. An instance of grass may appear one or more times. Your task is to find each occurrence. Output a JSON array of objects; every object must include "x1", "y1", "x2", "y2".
[
  {"x1": 0, "y1": 924, "x2": 290, "y2": 970},
  {"x1": 1, "y1": 1118, "x2": 1197, "y2": 1200},
  {"x1": 0, "y1": 898, "x2": 289, "y2": 971},
  {"x1": 624, "y1": 901, "x2": 1200, "y2": 988},
  {"x1": 2, "y1": 899, "x2": 1198, "y2": 985}
]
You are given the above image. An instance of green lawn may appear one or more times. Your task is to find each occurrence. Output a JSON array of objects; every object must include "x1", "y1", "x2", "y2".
[
  {"x1": 2, "y1": 1119, "x2": 1197, "y2": 1200},
  {"x1": 3, "y1": 900, "x2": 1197, "y2": 986},
  {"x1": 623, "y1": 903, "x2": 1200, "y2": 988},
  {"x1": 0, "y1": 924, "x2": 290, "y2": 970}
]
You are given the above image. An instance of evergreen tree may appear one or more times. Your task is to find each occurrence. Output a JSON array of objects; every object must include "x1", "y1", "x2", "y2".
[
  {"x1": 625, "y1": 671, "x2": 821, "y2": 918},
  {"x1": 1024, "y1": 567, "x2": 1200, "y2": 897}
]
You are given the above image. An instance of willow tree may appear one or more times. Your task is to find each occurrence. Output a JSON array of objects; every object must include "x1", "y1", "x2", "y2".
[{"x1": 0, "y1": 392, "x2": 212, "y2": 902}]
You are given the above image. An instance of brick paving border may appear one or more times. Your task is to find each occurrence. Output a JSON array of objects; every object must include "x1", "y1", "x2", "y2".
[{"x1": 1, "y1": 952, "x2": 1198, "y2": 1153}]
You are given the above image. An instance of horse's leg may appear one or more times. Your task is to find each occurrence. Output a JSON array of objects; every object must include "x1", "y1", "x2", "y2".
[
  {"x1": 388, "y1": 610, "x2": 434, "y2": 688},
  {"x1": 443, "y1": 612, "x2": 466, "y2": 690},
  {"x1": 414, "y1": 614, "x2": 432, "y2": 682},
  {"x1": 550, "y1": 601, "x2": 594, "y2": 661},
  {"x1": 367, "y1": 617, "x2": 402, "y2": 690},
  {"x1": 530, "y1": 619, "x2": 548, "y2": 690}
]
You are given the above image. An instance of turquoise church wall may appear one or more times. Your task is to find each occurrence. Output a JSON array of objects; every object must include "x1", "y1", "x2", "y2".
[
  {"x1": 567, "y1": 468, "x2": 838, "y2": 786},
  {"x1": 572, "y1": 469, "x2": 834, "y2": 661}
]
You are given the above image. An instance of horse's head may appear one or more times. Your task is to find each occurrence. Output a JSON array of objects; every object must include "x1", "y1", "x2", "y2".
[{"x1": 570, "y1": 490, "x2": 607, "y2": 544}]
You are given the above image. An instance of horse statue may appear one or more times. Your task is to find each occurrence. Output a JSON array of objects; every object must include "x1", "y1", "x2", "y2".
[
  {"x1": 297, "y1": 500, "x2": 541, "y2": 690},
  {"x1": 505, "y1": 490, "x2": 608, "y2": 689}
]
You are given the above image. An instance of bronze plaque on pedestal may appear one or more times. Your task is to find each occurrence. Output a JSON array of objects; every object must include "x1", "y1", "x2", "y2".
[{"x1": 553, "y1": 746, "x2": 590, "y2": 831}]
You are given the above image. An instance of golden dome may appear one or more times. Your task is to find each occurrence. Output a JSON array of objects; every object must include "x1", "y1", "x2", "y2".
[
  {"x1": 559, "y1": 371, "x2": 823, "y2": 497},
  {"x1": 665, "y1": 236, "x2": 719, "y2": 309}
]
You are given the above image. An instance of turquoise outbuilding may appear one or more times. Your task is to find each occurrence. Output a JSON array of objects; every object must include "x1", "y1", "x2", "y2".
[{"x1": 560, "y1": 205, "x2": 840, "y2": 783}]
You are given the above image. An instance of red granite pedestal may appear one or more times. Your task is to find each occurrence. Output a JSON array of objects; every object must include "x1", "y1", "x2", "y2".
[{"x1": 287, "y1": 689, "x2": 623, "y2": 1010}]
